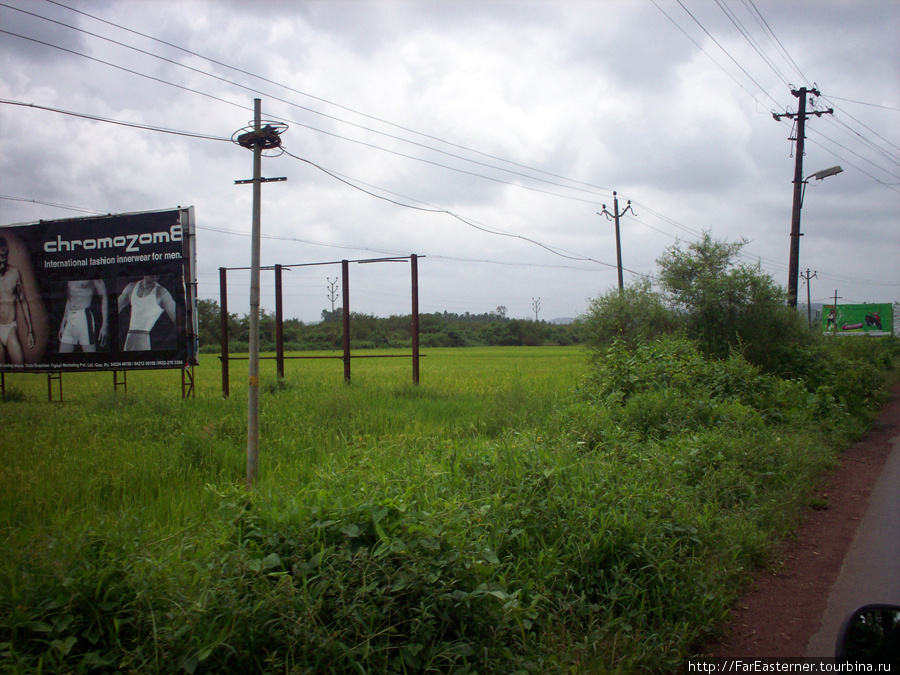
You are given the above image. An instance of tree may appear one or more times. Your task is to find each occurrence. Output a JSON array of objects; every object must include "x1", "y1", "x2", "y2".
[
  {"x1": 580, "y1": 277, "x2": 677, "y2": 351},
  {"x1": 196, "y1": 298, "x2": 242, "y2": 350},
  {"x1": 656, "y1": 232, "x2": 808, "y2": 368}
]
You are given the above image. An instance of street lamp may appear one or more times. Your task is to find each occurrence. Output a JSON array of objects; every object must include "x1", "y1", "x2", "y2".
[
  {"x1": 787, "y1": 165, "x2": 842, "y2": 308},
  {"x1": 810, "y1": 165, "x2": 843, "y2": 181}
]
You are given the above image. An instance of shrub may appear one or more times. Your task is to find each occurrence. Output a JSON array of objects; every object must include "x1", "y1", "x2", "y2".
[
  {"x1": 655, "y1": 232, "x2": 811, "y2": 371},
  {"x1": 580, "y1": 277, "x2": 678, "y2": 351}
]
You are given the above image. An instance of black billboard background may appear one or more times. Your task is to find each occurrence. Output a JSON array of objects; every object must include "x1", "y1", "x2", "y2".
[{"x1": 0, "y1": 209, "x2": 195, "y2": 372}]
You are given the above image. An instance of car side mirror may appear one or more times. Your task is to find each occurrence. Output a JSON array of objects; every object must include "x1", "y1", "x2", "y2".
[{"x1": 835, "y1": 604, "x2": 900, "y2": 662}]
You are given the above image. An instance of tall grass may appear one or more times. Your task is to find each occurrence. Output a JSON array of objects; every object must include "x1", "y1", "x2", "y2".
[
  {"x1": 1, "y1": 340, "x2": 896, "y2": 673},
  {"x1": 0, "y1": 347, "x2": 576, "y2": 530}
]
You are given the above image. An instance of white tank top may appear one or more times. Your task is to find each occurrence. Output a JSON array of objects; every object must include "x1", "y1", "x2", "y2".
[{"x1": 129, "y1": 283, "x2": 164, "y2": 332}]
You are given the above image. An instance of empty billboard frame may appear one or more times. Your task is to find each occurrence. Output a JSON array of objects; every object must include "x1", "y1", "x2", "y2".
[{"x1": 0, "y1": 207, "x2": 198, "y2": 373}]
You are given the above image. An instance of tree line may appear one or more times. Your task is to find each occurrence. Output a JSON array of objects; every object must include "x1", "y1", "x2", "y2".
[{"x1": 196, "y1": 302, "x2": 582, "y2": 353}]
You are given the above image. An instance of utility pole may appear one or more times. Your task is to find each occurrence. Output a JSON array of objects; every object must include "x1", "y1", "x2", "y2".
[
  {"x1": 327, "y1": 277, "x2": 339, "y2": 312},
  {"x1": 598, "y1": 191, "x2": 635, "y2": 292},
  {"x1": 773, "y1": 87, "x2": 833, "y2": 308},
  {"x1": 532, "y1": 297, "x2": 541, "y2": 321},
  {"x1": 800, "y1": 268, "x2": 817, "y2": 328},
  {"x1": 233, "y1": 99, "x2": 287, "y2": 489},
  {"x1": 826, "y1": 290, "x2": 843, "y2": 335}
]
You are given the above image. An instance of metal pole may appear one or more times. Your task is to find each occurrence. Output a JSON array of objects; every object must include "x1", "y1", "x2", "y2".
[
  {"x1": 787, "y1": 88, "x2": 808, "y2": 308},
  {"x1": 411, "y1": 254, "x2": 420, "y2": 385},
  {"x1": 219, "y1": 267, "x2": 229, "y2": 398},
  {"x1": 247, "y1": 98, "x2": 262, "y2": 489},
  {"x1": 275, "y1": 263, "x2": 284, "y2": 379},
  {"x1": 342, "y1": 259, "x2": 351, "y2": 384}
]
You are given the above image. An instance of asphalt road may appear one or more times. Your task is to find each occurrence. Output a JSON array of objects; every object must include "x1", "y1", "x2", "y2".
[{"x1": 804, "y1": 427, "x2": 900, "y2": 657}]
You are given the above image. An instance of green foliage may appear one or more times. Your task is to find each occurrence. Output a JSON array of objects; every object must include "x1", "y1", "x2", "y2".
[
  {"x1": 1, "y1": 386, "x2": 26, "y2": 403},
  {"x1": 656, "y1": 232, "x2": 804, "y2": 363},
  {"x1": 0, "y1": 342, "x2": 896, "y2": 673},
  {"x1": 196, "y1": 300, "x2": 581, "y2": 353},
  {"x1": 582, "y1": 232, "x2": 834, "y2": 378},
  {"x1": 580, "y1": 277, "x2": 678, "y2": 351}
]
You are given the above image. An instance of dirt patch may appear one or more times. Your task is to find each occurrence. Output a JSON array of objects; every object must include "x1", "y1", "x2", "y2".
[{"x1": 705, "y1": 380, "x2": 900, "y2": 657}]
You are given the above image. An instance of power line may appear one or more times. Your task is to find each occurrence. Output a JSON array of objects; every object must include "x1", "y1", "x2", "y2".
[
  {"x1": 672, "y1": 0, "x2": 783, "y2": 109},
  {"x1": 742, "y1": 0, "x2": 809, "y2": 85},
  {"x1": 0, "y1": 98, "x2": 231, "y2": 141},
  {"x1": 649, "y1": 0, "x2": 773, "y2": 108},
  {"x1": 0, "y1": 18, "x2": 615, "y2": 208},
  {"x1": 0, "y1": 194, "x2": 106, "y2": 215},
  {"x1": 10, "y1": 0, "x2": 895, "y2": 246},
  {"x1": 714, "y1": 0, "x2": 791, "y2": 87},
  {"x1": 4, "y1": 1, "x2": 896, "y2": 295},
  {"x1": 0, "y1": 28, "x2": 251, "y2": 113},
  {"x1": 649, "y1": 2, "x2": 900, "y2": 192},
  {"x1": 281, "y1": 147, "x2": 631, "y2": 273},
  {"x1": 8, "y1": 1, "x2": 614, "y2": 203},
  {"x1": 39, "y1": 0, "x2": 616, "y2": 197},
  {"x1": 826, "y1": 96, "x2": 900, "y2": 112}
]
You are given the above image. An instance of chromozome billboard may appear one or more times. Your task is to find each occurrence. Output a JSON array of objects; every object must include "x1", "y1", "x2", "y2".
[{"x1": 0, "y1": 207, "x2": 198, "y2": 372}]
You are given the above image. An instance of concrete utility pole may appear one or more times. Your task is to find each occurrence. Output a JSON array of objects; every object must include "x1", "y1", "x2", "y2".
[
  {"x1": 800, "y1": 268, "x2": 817, "y2": 328},
  {"x1": 598, "y1": 192, "x2": 635, "y2": 292},
  {"x1": 773, "y1": 87, "x2": 833, "y2": 308},
  {"x1": 827, "y1": 290, "x2": 843, "y2": 335},
  {"x1": 233, "y1": 99, "x2": 286, "y2": 489}
]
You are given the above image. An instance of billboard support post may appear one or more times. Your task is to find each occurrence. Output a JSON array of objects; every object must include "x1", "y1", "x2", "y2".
[
  {"x1": 182, "y1": 366, "x2": 195, "y2": 399},
  {"x1": 219, "y1": 267, "x2": 230, "y2": 398},
  {"x1": 275, "y1": 264, "x2": 284, "y2": 379},
  {"x1": 411, "y1": 254, "x2": 420, "y2": 385},
  {"x1": 113, "y1": 370, "x2": 126, "y2": 393},
  {"x1": 342, "y1": 259, "x2": 351, "y2": 383},
  {"x1": 47, "y1": 372, "x2": 62, "y2": 402}
]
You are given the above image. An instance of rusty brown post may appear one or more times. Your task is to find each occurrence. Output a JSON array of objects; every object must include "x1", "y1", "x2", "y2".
[
  {"x1": 219, "y1": 266, "x2": 230, "y2": 397},
  {"x1": 275, "y1": 264, "x2": 284, "y2": 379},
  {"x1": 342, "y1": 259, "x2": 351, "y2": 383},
  {"x1": 411, "y1": 254, "x2": 420, "y2": 385}
]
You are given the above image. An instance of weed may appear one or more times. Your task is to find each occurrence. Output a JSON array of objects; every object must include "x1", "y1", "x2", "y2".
[{"x1": 0, "y1": 341, "x2": 895, "y2": 673}]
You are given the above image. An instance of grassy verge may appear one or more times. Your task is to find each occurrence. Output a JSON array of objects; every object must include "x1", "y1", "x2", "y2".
[{"x1": 1, "y1": 339, "x2": 897, "y2": 673}]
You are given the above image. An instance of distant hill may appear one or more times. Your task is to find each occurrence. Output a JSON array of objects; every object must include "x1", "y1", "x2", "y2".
[{"x1": 549, "y1": 317, "x2": 575, "y2": 325}]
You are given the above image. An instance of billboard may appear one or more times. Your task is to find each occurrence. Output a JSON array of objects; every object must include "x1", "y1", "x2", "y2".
[
  {"x1": 822, "y1": 303, "x2": 893, "y2": 336},
  {"x1": 0, "y1": 208, "x2": 198, "y2": 372}
]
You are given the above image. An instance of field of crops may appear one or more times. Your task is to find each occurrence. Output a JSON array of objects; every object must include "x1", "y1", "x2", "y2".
[
  {"x1": 1, "y1": 347, "x2": 582, "y2": 530},
  {"x1": 1, "y1": 341, "x2": 895, "y2": 673}
]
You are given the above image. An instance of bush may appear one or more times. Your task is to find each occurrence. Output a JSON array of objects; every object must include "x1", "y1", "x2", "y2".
[
  {"x1": 655, "y1": 233, "x2": 814, "y2": 372},
  {"x1": 580, "y1": 277, "x2": 678, "y2": 351}
]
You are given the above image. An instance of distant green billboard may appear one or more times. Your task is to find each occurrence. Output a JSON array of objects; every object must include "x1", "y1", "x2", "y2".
[{"x1": 822, "y1": 303, "x2": 893, "y2": 335}]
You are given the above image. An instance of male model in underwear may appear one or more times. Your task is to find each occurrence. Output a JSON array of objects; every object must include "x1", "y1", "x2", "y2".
[
  {"x1": 0, "y1": 236, "x2": 35, "y2": 364},
  {"x1": 118, "y1": 275, "x2": 176, "y2": 351},
  {"x1": 59, "y1": 279, "x2": 108, "y2": 352}
]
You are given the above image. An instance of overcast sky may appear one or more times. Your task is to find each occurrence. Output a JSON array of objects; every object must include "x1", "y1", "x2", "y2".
[{"x1": 1, "y1": 0, "x2": 898, "y2": 324}]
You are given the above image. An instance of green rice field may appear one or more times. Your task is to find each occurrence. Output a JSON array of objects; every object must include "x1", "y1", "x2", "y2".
[{"x1": 1, "y1": 341, "x2": 894, "y2": 673}]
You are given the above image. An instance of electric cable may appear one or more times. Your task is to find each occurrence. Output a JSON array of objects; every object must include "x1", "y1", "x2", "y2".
[
  {"x1": 713, "y1": 0, "x2": 791, "y2": 87},
  {"x1": 4, "y1": 1, "x2": 896, "y2": 296},
  {"x1": 0, "y1": 194, "x2": 106, "y2": 215},
  {"x1": 39, "y1": 0, "x2": 617, "y2": 196},
  {"x1": 0, "y1": 98, "x2": 231, "y2": 141},
  {"x1": 281, "y1": 147, "x2": 632, "y2": 273},
  {"x1": 5, "y1": 2, "x2": 615, "y2": 202},
  {"x1": 743, "y1": 0, "x2": 810, "y2": 84}
]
